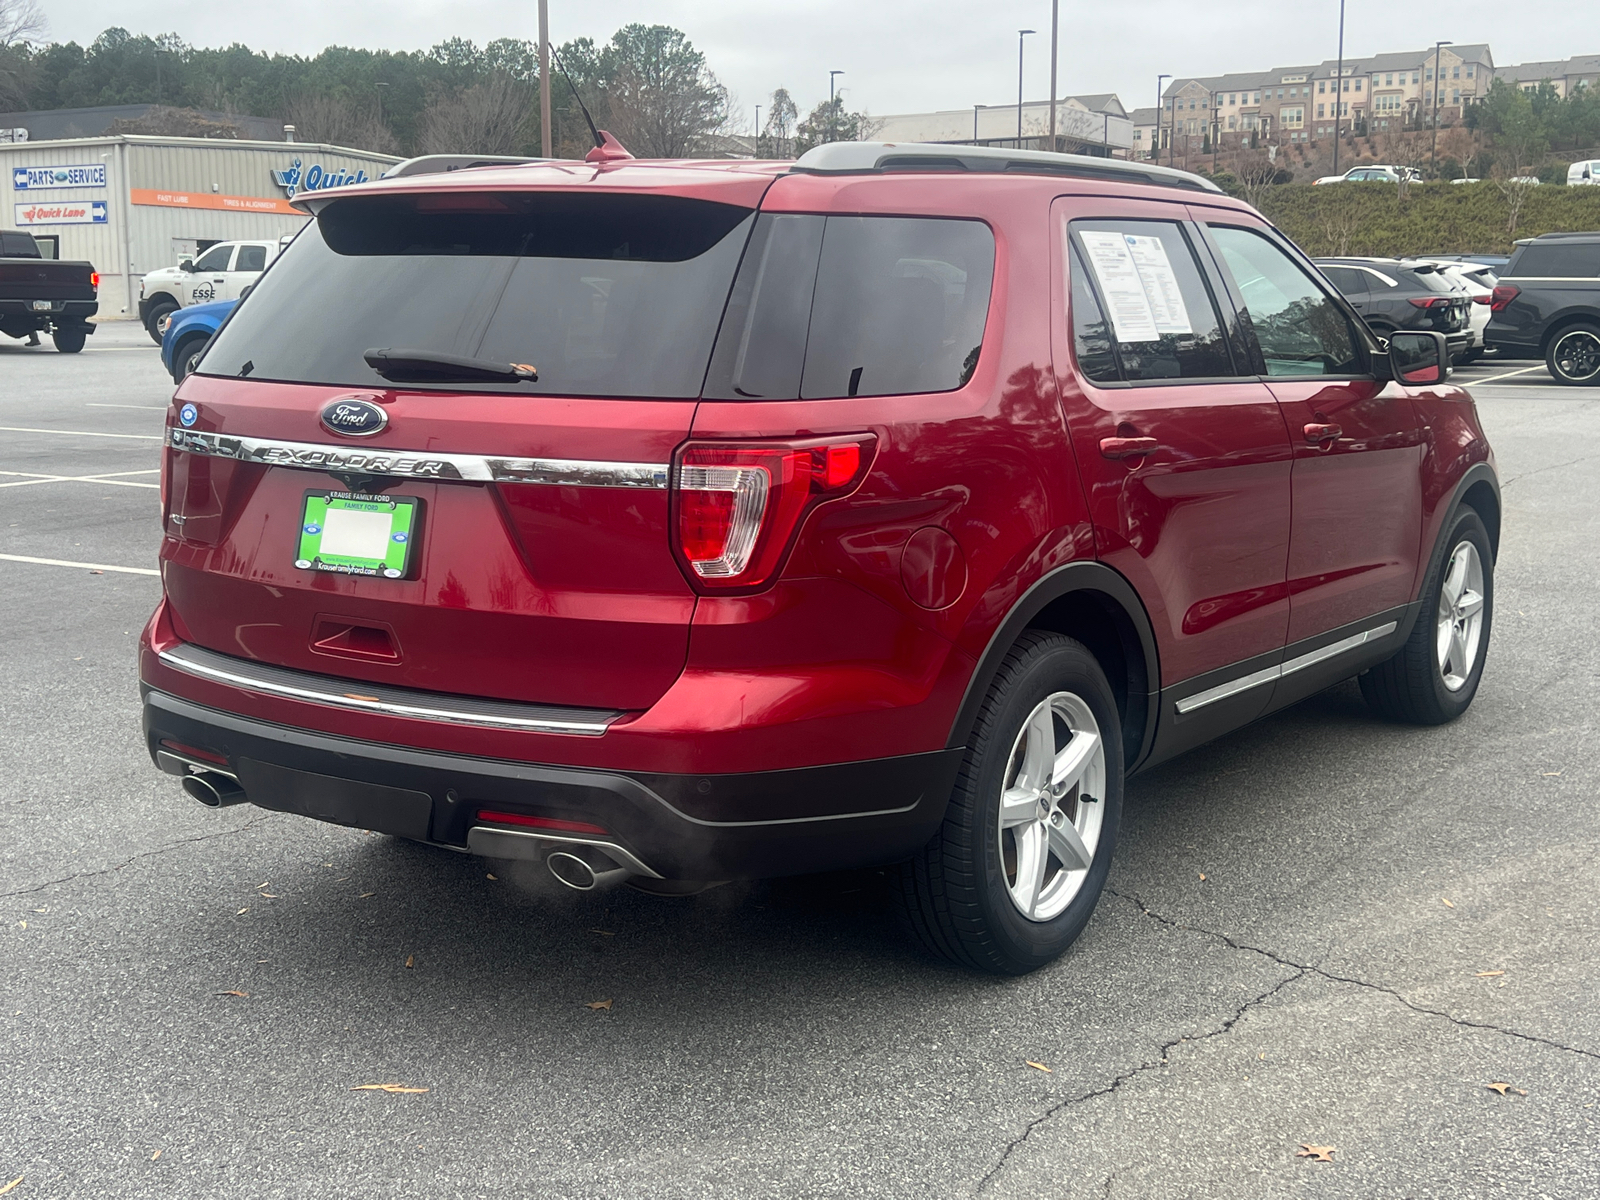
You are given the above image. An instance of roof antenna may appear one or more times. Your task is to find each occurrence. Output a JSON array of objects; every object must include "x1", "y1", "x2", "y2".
[{"x1": 548, "y1": 43, "x2": 633, "y2": 163}]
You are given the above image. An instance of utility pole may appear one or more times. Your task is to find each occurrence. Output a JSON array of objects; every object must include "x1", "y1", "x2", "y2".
[
  {"x1": 829, "y1": 70, "x2": 844, "y2": 143},
  {"x1": 539, "y1": 0, "x2": 551, "y2": 157},
  {"x1": 974, "y1": 104, "x2": 982, "y2": 145},
  {"x1": 755, "y1": 105, "x2": 761, "y2": 155},
  {"x1": 1048, "y1": 0, "x2": 1059, "y2": 152},
  {"x1": 1156, "y1": 74, "x2": 1170, "y2": 164},
  {"x1": 1431, "y1": 40, "x2": 1453, "y2": 178},
  {"x1": 1332, "y1": 0, "x2": 1344, "y2": 174},
  {"x1": 1017, "y1": 30, "x2": 1036, "y2": 145}
]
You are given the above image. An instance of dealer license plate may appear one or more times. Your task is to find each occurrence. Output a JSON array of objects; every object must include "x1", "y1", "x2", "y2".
[{"x1": 294, "y1": 491, "x2": 421, "y2": 579}]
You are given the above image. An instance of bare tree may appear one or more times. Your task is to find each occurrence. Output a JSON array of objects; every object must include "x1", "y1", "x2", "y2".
[
  {"x1": 107, "y1": 106, "x2": 243, "y2": 139},
  {"x1": 417, "y1": 75, "x2": 532, "y2": 156},
  {"x1": 1233, "y1": 152, "x2": 1279, "y2": 209},
  {"x1": 284, "y1": 90, "x2": 400, "y2": 154},
  {"x1": 600, "y1": 25, "x2": 731, "y2": 157},
  {"x1": 1316, "y1": 198, "x2": 1360, "y2": 256},
  {"x1": 0, "y1": 0, "x2": 45, "y2": 46}
]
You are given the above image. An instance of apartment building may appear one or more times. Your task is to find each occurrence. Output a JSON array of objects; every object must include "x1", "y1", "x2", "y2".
[
  {"x1": 1152, "y1": 43, "x2": 1495, "y2": 158},
  {"x1": 1495, "y1": 55, "x2": 1600, "y2": 98}
]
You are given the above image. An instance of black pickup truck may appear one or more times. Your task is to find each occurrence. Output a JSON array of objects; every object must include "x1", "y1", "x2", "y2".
[
  {"x1": 0, "y1": 229, "x2": 99, "y2": 353},
  {"x1": 1484, "y1": 231, "x2": 1600, "y2": 386}
]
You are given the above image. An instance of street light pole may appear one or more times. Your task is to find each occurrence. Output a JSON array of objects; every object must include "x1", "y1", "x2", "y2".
[
  {"x1": 1048, "y1": 0, "x2": 1059, "y2": 151},
  {"x1": 829, "y1": 69, "x2": 844, "y2": 144},
  {"x1": 1332, "y1": 0, "x2": 1344, "y2": 174},
  {"x1": 1017, "y1": 30, "x2": 1035, "y2": 146},
  {"x1": 538, "y1": 0, "x2": 551, "y2": 157},
  {"x1": 1156, "y1": 74, "x2": 1170, "y2": 164},
  {"x1": 1431, "y1": 40, "x2": 1453, "y2": 178},
  {"x1": 755, "y1": 105, "x2": 761, "y2": 155}
]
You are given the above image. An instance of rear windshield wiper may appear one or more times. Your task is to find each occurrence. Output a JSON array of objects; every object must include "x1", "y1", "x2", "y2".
[{"x1": 363, "y1": 347, "x2": 538, "y2": 384}]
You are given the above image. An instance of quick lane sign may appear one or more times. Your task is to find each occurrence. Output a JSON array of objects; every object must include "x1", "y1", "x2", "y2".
[
  {"x1": 12, "y1": 164, "x2": 108, "y2": 190},
  {"x1": 13, "y1": 200, "x2": 109, "y2": 225}
]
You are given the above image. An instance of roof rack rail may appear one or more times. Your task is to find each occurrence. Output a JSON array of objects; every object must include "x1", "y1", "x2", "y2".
[
  {"x1": 789, "y1": 141, "x2": 1223, "y2": 194},
  {"x1": 1520, "y1": 230, "x2": 1600, "y2": 241},
  {"x1": 380, "y1": 154, "x2": 547, "y2": 180}
]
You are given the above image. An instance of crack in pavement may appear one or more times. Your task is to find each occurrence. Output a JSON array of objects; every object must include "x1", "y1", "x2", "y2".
[
  {"x1": 0, "y1": 818, "x2": 268, "y2": 900},
  {"x1": 1106, "y1": 887, "x2": 1600, "y2": 1064},
  {"x1": 974, "y1": 966, "x2": 1306, "y2": 1195}
]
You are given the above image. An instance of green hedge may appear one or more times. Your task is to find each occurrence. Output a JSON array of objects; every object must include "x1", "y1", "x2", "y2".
[{"x1": 1250, "y1": 182, "x2": 1600, "y2": 257}]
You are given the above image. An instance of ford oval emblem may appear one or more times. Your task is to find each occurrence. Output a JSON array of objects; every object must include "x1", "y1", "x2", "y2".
[{"x1": 319, "y1": 396, "x2": 388, "y2": 438}]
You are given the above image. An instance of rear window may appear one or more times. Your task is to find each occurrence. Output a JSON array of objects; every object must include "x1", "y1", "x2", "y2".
[
  {"x1": 1398, "y1": 266, "x2": 1456, "y2": 293},
  {"x1": 704, "y1": 214, "x2": 994, "y2": 400},
  {"x1": 201, "y1": 192, "x2": 755, "y2": 397},
  {"x1": 1508, "y1": 241, "x2": 1600, "y2": 278}
]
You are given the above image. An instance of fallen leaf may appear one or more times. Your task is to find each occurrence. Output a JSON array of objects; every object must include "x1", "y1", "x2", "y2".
[
  {"x1": 260, "y1": 893, "x2": 278, "y2": 899},
  {"x1": 0, "y1": 1176, "x2": 22, "y2": 1196},
  {"x1": 1486, "y1": 1081, "x2": 1527, "y2": 1096},
  {"x1": 359, "y1": 892, "x2": 376, "y2": 899},
  {"x1": 1541, "y1": 771, "x2": 1562, "y2": 777},
  {"x1": 1259, "y1": 1051, "x2": 1266, "y2": 1060},
  {"x1": 16, "y1": 921, "x2": 23, "y2": 930},
  {"x1": 215, "y1": 990, "x2": 249, "y2": 998},
  {"x1": 1198, "y1": 872, "x2": 1207, "y2": 881},
  {"x1": 89, "y1": 569, "x2": 103, "y2": 575},
  {"x1": 589, "y1": 929, "x2": 615, "y2": 937},
  {"x1": 404, "y1": 955, "x2": 414, "y2": 969},
  {"x1": 585, "y1": 999, "x2": 614, "y2": 1011},
  {"x1": 1441, "y1": 898, "x2": 1455, "y2": 908},
  {"x1": 1475, "y1": 970, "x2": 1505, "y2": 978},
  {"x1": 486, "y1": 873, "x2": 497, "y2": 881},
  {"x1": 236, "y1": 907, "x2": 249, "y2": 915},
  {"x1": 1295, "y1": 1144, "x2": 1336, "y2": 1162},
  {"x1": 30, "y1": 908, "x2": 45, "y2": 914},
  {"x1": 151, "y1": 1150, "x2": 161, "y2": 1161},
  {"x1": 351, "y1": 1083, "x2": 429, "y2": 1094},
  {"x1": 1025, "y1": 1061, "x2": 1053, "y2": 1073}
]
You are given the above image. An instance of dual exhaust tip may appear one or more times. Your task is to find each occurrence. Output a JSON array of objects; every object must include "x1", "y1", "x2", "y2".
[{"x1": 172, "y1": 759, "x2": 633, "y2": 891}]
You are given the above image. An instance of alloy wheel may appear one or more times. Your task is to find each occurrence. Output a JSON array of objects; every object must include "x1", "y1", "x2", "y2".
[
  {"x1": 1553, "y1": 330, "x2": 1600, "y2": 382},
  {"x1": 1436, "y1": 540, "x2": 1486, "y2": 692},
  {"x1": 997, "y1": 691, "x2": 1106, "y2": 922}
]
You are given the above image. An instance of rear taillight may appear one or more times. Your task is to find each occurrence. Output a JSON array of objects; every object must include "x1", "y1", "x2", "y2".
[
  {"x1": 1490, "y1": 284, "x2": 1520, "y2": 312},
  {"x1": 1470, "y1": 293, "x2": 1490, "y2": 305},
  {"x1": 672, "y1": 435, "x2": 874, "y2": 591},
  {"x1": 90, "y1": 271, "x2": 100, "y2": 289},
  {"x1": 1408, "y1": 296, "x2": 1449, "y2": 309}
]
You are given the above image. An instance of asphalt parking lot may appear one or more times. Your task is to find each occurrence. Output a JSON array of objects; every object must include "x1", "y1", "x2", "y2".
[{"x1": 2, "y1": 324, "x2": 1597, "y2": 1199}]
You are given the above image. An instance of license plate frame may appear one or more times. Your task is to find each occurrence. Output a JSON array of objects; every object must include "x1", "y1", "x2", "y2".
[
  {"x1": 294, "y1": 490, "x2": 422, "y2": 579},
  {"x1": 30, "y1": 300, "x2": 57, "y2": 312}
]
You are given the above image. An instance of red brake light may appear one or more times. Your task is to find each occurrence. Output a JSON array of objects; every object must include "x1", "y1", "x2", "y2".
[
  {"x1": 476, "y1": 809, "x2": 609, "y2": 836},
  {"x1": 1490, "y1": 284, "x2": 1520, "y2": 312},
  {"x1": 1408, "y1": 296, "x2": 1448, "y2": 309},
  {"x1": 1470, "y1": 293, "x2": 1490, "y2": 304},
  {"x1": 672, "y1": 435, "x2": 874, "y2": 591},
  {"x1": 158, "y1": 738, "x2": 229, "y2": 766},
  {"x1": 90, "y1": 271, "x2": 100, "y2": 289}
]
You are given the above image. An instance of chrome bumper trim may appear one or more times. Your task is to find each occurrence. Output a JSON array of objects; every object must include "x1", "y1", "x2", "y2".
[
  {"x1": 157, "y1": 643, "x2": 622, "y2": 735},
  {"x1": 1175, "y1": 621, "x2": 1399, "y2": 715},
  {"x1": 167, "y1": 428, "x2": 669, "y2": 489}
]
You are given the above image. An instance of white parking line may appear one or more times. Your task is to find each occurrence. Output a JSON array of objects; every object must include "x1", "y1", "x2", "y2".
[
  {"x1": 0, "y1": 470, "x2": 160, "y2": 490},
  {"x1": 0, "y1": 425, "x2": 162, "y2": 441},
  {"x1": 1473, "y1": 364, "x2": 1549, "y2": 383},
  {"x1": 0, "y1": 553, "x2": 160, "y2": 576}
]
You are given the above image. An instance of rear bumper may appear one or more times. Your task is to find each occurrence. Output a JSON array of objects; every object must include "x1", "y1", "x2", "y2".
[
  {"x1": 0, "y1": 299, "x2": 97, "y2": 329},
  {"x1": 143, "y1": 688, "x2": 962, "y2": 880}
]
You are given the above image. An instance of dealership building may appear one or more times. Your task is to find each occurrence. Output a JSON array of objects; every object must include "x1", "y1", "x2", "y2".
[{"x1": 0, "y1": 135, "x2": 400, "y2": 317}]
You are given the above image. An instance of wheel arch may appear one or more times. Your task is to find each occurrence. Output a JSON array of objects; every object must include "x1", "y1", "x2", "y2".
[
  {"x1": 1538, "y1": 311, "x2": 1600, "y2": 357},
  {"x1": 146, "y1": 291, "x2": 180, "y2": 310},
  {"x1": 947, "y1": 561, "x2": 1160, "y2": 772},
  {"x1": 170, "y1": 329, "x2": 211, "y2": 378}
]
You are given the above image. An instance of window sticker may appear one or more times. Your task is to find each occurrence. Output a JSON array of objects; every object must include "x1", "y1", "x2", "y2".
[
  {"x1": 1077, "y1": 231, "x2": 1159, "y2": 343},
  {"x1": 1122, "y1": 234, "x2": 1193, "y2": 335}
]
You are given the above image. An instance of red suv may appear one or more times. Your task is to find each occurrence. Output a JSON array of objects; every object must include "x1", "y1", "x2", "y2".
[{"x1": 141, "y1": 141, "x2": 1498, "y2": 974}]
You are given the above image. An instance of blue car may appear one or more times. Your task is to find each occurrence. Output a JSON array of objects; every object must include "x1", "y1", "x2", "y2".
[{"x1": 159, "y1": 298, "x2": 236, "y2": 384}]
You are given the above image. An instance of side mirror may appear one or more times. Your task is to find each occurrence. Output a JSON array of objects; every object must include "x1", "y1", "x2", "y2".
[
  {"x1": 179, "y1": 259, "x2": 196, "y2": 272},
  {"x1": 1385, "y1": 330, "x2": 1449, "y2": 385},
  {"x1": 239, "y1": 284, "x2": 255, "y2": 300}
]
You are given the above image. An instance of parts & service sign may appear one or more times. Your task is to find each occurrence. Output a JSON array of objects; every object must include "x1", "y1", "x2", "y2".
[
  {"x1": 13, "y1": 200, "x2": 109, "y2": 225},
  {"x1": 12, "y1": 164, "x2": 107, "y2": 190}
]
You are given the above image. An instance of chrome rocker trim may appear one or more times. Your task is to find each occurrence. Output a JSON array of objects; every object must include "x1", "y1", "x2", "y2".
[
  {"x1": 168, "y1": 428, "x2": 669, "y2": 489},
  {"x1": 1175, "y1": 621, "x2": 1399, "y2": 715},
  {"x1": 157, "y1": 643, "x2": 623, "y2": 735}
]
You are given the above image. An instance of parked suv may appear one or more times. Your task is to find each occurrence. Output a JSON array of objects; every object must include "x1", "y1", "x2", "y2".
[
  {"x1": 1314, "y1": 257, "x2": 1476, "y2": 363},
  {"x1": 140, "y1": 141, "x2": 1499, "y2": 974},
  {"x1": 1484, "y1": 231, "x2": 1600, "y2": 385}
]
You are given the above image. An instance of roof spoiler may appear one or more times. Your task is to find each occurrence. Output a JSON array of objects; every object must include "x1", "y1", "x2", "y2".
[{"x1": 379, "y1": 154, "x2": 548, "y2": 180}]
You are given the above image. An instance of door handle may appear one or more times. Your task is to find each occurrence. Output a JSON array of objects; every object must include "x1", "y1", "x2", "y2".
[
  {"x1": 1304, "y1": 423, "x2": 1342, "y2": 444},
  {"x1": 1099, "y1": 436, "x2": 1158, "y2": 460}
]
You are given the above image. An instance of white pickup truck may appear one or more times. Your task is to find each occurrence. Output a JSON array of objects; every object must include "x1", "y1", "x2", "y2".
[{"x1": 138, "y1": 237, "x2": 290, "y2": 343}]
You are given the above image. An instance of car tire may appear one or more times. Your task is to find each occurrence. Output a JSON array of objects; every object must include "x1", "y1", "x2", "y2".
[
  {"x1": 145, "y1": 301, "x2": 178, "y2": 345},
  {"x1": 898, "y1": 631, "x2": 1123, "y2": 975},
  {"x1": 1360, "y1": 508, "x2": 1493, "y2": 725},
  {"x1": 51, "y1": 326, "x2": 86, "y2": 354},
  {"x1": 172, "y1": 334, "x2": 208, "y2": 383},
  {"x1": 1545, "y1": 323, "x2": 1600, "y2": 386}
]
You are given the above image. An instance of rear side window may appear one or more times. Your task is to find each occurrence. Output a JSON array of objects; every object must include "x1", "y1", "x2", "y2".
[
  {"x1": 236, "y1": 245, "x2": 266, "y2": 272},
  {"x1": 705, "y1": 215, "x2": 994, "y2": 400},
  {"x1": 1068, "y1": 219, "x2": 1235, "y2": 382},
  {"x1": 1508, "y1": 242, "x2": 1600, "y2": 278},
  {"x1": 1318, "y1": 265, "x2": 1369, "y2": 295},
  {"x1": 1208, "y1": 225, "x2": 1362, "y2": 377},
  {"x1": 202, "y1": 192, "x2": 755, "y2": 396}
]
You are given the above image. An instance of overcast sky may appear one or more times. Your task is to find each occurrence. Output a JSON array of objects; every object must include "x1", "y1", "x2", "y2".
[{"x1": 36, "y1": 0, "x2": 1584, "y2": 127}]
